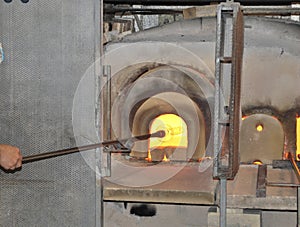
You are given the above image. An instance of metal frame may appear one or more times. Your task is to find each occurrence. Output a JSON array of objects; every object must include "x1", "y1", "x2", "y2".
[
  {"x1": 213, "y1": 3, "x2": 244, "y2": 227},
  {"x1": 96, "y1": 1, "x2": 104, "y2": 226}
]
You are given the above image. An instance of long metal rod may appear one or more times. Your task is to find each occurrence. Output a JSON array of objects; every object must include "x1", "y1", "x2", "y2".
[
  {"x1": 22, "y1": 130, "x2": 165, "y2": 163},
  {"x1": 98, "y1": 0, "x2": 105, "y2": 225}
]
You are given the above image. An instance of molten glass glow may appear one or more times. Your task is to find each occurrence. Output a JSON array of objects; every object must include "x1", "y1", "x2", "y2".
[
  {"x1": 256, "y1": 124, "x2": 263, "y2": 132},
  {"x1": 253, "y1": 160, "x2": 263, "y2": 165},
  {"x1": 149, "y1": 114, "x2": 188, "y2": 149},
  {"x1": 297, "y1": 117, "x2": 300, "y2": 161},
  {"x1": 146, "y1": 114, "x2": 188, "y2": 161}
]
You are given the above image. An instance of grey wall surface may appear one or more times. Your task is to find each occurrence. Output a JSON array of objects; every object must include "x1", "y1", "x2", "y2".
[{"x1": 0, "y1": 1, "x2": 99, "y2": 226}]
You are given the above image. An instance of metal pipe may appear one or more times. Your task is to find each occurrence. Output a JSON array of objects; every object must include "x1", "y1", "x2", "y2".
[
  {"x1": 103, "y1": 0, "x2": 298, "y2": 6},
  {"x1": 220, "y1": 178, "x2": 227, "y2": 227},
  {"x1": 98, "y1": 1, "x2": 105, "y2": 226},
  {"x1": 104, "y1": 65, "x2": 112, "y2": 177},
  {"x1": 105, "y1": 8, "x2": 183, "y2": 15},
  {"x1": 288, "y1": 152, "x2": 300, "y2": 183},
  {"x1": 106, "y1": 6, "x2": 300, "y2": 16},
  {"x1": 22, "y1": 130, "x2": 165, "y2": 163},
  {"x1": 243, "y1": 6, "x2": 300, "y2": 16},
  {"x1": 267, "y1": 182, "x2": 300, "y2": 187}
]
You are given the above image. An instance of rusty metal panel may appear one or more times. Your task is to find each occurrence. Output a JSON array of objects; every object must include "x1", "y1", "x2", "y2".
[{"x1": 213, "y1": 2, "x2": 244, "y2": 179}]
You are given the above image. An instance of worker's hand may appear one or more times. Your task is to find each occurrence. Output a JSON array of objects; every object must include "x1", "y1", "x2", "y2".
[{"x1": 0, "y1": 144, "x2": 22, "y2": 170}]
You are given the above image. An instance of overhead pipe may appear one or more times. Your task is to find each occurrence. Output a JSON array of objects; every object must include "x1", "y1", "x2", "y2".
[{"x1": 104, "y1": 0, "x2": 299, "y2": 6}]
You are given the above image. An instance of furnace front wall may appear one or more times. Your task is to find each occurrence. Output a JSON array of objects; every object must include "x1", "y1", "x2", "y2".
[
  {"x1": 104, "y1": 17, "x2": 300, "y2": 163},
  {"x1": 101, "y1": 18, "x2": 300, "y2": 217},
  {"x1": 116, "y1": 17, "x2": 300, "y2": 112}
]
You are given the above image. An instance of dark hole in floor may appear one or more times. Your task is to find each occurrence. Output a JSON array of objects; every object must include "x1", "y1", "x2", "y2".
[{"x1": 130, "y1": 204, "x2": 157, "y2": 217}]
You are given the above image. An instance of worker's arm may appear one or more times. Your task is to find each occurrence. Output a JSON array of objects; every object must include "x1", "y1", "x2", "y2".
[{"x1": 0, "y1": 144, "x2": 22, "y2": 170}]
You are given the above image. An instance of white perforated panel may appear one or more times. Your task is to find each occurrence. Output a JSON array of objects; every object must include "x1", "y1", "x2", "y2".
[{"x1": 0, "y1": 1, "x2": 99, "y2": 226}]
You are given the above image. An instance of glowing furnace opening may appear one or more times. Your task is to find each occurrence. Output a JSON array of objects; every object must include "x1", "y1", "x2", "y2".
[{"x1": 147, "y1": 114, "x2": 188, "y2": 162}]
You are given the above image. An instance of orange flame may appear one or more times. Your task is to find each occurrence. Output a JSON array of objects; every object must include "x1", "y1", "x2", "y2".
[
  {"x1": 253, "y1": 160, "x2": 263, "y2": 165},
  {"x1": 162, "y1": 154, "x2": 169, "y2": 162},
  {"x1": 146, "y1": 149, "x2": 152, "y2": 162}
]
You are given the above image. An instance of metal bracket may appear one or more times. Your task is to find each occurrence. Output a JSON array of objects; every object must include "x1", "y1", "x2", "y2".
[
  {"x1": 102, "y1": 65, "x2": 112, "y2": 177},
  {"x1": 256, "y1": 164, "x2": 267, "y2": 197},
  {"x1": 103, "y1": 144, "x2": 131, "y2": 154}
]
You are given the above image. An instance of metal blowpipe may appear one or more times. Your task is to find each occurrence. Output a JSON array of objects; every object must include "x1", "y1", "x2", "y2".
[{"x1": 22, "y1": 130, "x2": 165, "y2": 164}]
